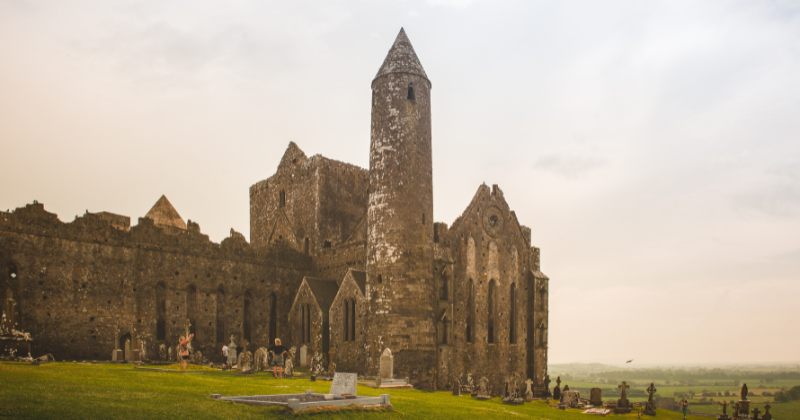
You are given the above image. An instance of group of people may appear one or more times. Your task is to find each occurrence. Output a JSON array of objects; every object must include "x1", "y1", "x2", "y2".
[{"x1": 178, "y1": 334, "x2": 289, "y2": 378}]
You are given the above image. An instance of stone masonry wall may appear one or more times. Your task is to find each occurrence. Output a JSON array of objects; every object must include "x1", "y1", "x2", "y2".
[
  {"x1": 327, "y1": 272, "x2": 367, "y2": 375},
  {"x1": 0, "y1": 202, "x2": 312, "y2": 362},
  {"x1": 249, "y1": 142, "x2": 368, "y2": 256},
  {"x1": 440, "y1": 184, "x2": 535, "y2": 395}
]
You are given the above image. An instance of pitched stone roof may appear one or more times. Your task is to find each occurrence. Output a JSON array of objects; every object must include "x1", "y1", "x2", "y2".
[
  {"x1": 304, "y1": 277, "x2": 340, "y2": 314},
  {"x1": 145, "y1": 195, "x2": 186, "y2": 230},
  {"x1": 374, "y1": 28, "x2": 429, "y2": 82}
]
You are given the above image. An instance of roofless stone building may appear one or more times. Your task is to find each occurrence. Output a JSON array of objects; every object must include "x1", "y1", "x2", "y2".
[{"x1": 0, "y1": 29, "x2": 549, "y2": 394}]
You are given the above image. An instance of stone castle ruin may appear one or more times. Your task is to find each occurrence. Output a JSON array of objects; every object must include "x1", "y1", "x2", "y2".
[{"x1": 0, "y1": 29, "x2": 549, "y2": 394}]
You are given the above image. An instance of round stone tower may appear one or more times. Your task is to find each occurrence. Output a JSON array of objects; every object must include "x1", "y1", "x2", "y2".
[{"x1": 365, "y1": 28, "x2": 436, "y2": 387}]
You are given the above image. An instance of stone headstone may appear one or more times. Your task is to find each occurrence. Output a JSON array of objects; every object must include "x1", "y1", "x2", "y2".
[
  {"x1": 475, "y1": 377, "x2": 491, "y2": 400},
  {"x1": 379, "y1": 348, "x2": 393, "y2": 379},
  {"x1": 227, "y1": 336, "x2": 238, "y2": 367},
  {"x1": 124, "y1": 340, "x2": 132, "y2": 362},
  {"x1": 643, "y1": 383, "x2": 657, "y2": 416},
  {"x1": 158, "y1": 344, "x2": 167, "y2": 361},
  {"x1": 192, "y1": 350, "x2": 203, "y2": 365},
  {"x1": 112, "y1": 349, "x2": 122, "y2": 362},
  {"x1": 284, "y1": 357, "x2": 294, "y2": 378},
  {"x1": 553, "y1": 376, "x2": 562, "y2": 401},
  {"x1": 168, "y1": 346, "x2": 173, "y2": 361},
  {"x1": 525, "y1": 379, "x2": 534, "y2": 402},
  {"x1": 562, "y1": 390, "x2": 581, "y2": 408},
  {"x1": 453, "y1": 378, "x2": 461, "y2": 396},
  {"x1": 300, "y1": 345, "x2": 308, "y2": 367},
  {"x1": 590, "y1": 388, "x2": 602, "y2": 407},
  {"x1": 329, "y1": 372, "x2": 357, "y2": 398},
  {"x1": 615, "y1": 381, "x2": 632, "y2": 414},
  {"x1": 762, "y1": 404, "x2": 772, "y2": 420}
]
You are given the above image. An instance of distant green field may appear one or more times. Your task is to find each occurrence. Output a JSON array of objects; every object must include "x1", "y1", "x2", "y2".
[{"x1": 0, "y1": 361, "x2": 716, "y2": 420}]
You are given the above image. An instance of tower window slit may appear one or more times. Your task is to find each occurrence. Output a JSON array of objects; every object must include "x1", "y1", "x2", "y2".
[{"x1": 407, "y1": 86, "x2": 415, "y2": 100}]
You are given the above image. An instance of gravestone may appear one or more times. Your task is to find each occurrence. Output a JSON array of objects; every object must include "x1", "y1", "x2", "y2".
[
  {"x1": 253, "y1": 347, "x2": 268, "y2": 372},
  {"x1": 300, "y1": 345, "x2": 308, "y2": 367},
  {"x1": 525, "y1": 379, "x2": 534, "y2": 401},
  {"x1": 168, "y1": 346, "x2": 173, "y2": 362},
  {"x1": 227, "y1": 336, "x2": 238, "y2": 367},
  {"x1": 379, "y1": 348, "x2": 393, "y2": 379},
  {"x1": 112, "y1": 326, "x2": 123, "y2": 362},
  {"x1": 544, "y1": 374, "x2": 552, "y2": 398},
  {"x1": 553, "y1": 376, "x2": 562, "y2": 401},
  {"x1": 124, "y1": 340, "x2": 132, "y2": 362},
  {"x1": 192, "y1": 350, "x2": 203, "y2": 365},
  {"x1": 475, "y1": 377, "x2": 491, "y2": 400},
  {"x1": 643, "y1": 383, "x2": 657, "y2": 416},
  {"x1": 329, "y1": 372, "x2": 357, "y2": 398},
  {"x1": 615, "y1": 381, "x2": 632, "y2": 414},
  {"x1": 752, "y1": 407, "x2": 760, "y2": 420},
  {"x1": 453, "y1": 378, "x2": 461, "y2": 396},
  {"x1": 158, "y1": 344, "x2": 167, "y2": 361},
  {"x1": 738, "y1": 383, "x2": 750, "y2": 417},
  {"x1": 590, "y1": 388, "x2": 603, "y2": 407},
  {"x1": 762, "y1": 404, "x2": 772, "y2": 420},
  {"x1": 562, "y1": 390, "x2": 581, "y2": 408},
  {"x1": 131, "y1": 326, "x2": 140, "y2": 362},
  {"x1": 719, "y1": 401, "x2": 731, "y2": 420},
  {"x1": 284, "y1": 357, "x2": 294, "y2": 377}
]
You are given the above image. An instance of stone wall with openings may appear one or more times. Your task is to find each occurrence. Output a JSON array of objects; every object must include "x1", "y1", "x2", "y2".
[
  {"x1": 0, "y1": 202, "x2": 312, "y2": 362},
  {"x1": 438, "y1": 184, "x2": 543, "y2": 395}
]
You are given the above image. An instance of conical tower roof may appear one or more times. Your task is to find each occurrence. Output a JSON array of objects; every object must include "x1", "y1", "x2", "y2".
[
  {"x1": 145, "y1": 195, "x2": 186, "y2": 230},
  {"x1": 374, "y1": 28, "x2": 429, "y2": 82}
]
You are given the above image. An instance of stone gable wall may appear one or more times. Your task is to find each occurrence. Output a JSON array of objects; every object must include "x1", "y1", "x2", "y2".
[
  {"x1": 328, "y1": 274, "x2": 367, "y2": 374},
  {"x1": 287, "y1": 282, "x2": 326, "y2": 363},
  {"x1": 439, "y1": 186, "x2": 537, "y2": 395},
  {"x1": 249, "y1": 147, "x2": 368, "y2": 256}
]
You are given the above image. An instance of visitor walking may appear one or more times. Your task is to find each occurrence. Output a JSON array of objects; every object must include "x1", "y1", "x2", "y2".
[
  {"x1": 222, "y1": 344, "x2": 229, "y2": 370},
  {"x1": 179, "y1": 334, "x2": 194, "y2": 372},
  {"x1": 681, "y1": 398, "x2": 689, "y2": 420},
  {"x1": 268, "y1": 338, "x2": 288, "y2": 379}
]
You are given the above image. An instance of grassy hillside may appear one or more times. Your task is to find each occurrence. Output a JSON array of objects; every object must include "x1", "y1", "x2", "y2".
[{"x1": 0, "y1": 361, "x2": 720, "y2": 420}]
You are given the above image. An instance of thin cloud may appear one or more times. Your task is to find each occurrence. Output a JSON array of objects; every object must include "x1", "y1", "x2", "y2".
[{"x1": 533, "y1": 153, "x2": 608, "y2": 179}]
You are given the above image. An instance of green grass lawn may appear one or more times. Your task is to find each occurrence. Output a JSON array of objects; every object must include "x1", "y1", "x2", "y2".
[{"x1": 0, "y1": 361, "x2": 719, "y2": 419}]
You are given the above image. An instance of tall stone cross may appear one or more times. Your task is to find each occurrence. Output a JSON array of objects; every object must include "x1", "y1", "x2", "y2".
[
  {"x1": 752, "y1": 407, "x2": 760, "y2": 420},
  {"x1": 556, "y1": 376, "x2": 561, "y2": 387},
  {"x1": 619, "y1": 381, "x2": 630, "y2": 399},
  {"x1": 525, "y1": 378, "x2": 534, "y2": 394},
  {"x1": 646, "y1": 383, "x2": 657, "y2": 401},
  {"x1": 763, "y1": 404, "x2": 772, "y2": 420},
  {"x1": 721, "y1": 401, "x2": 728, "y2": 415}
]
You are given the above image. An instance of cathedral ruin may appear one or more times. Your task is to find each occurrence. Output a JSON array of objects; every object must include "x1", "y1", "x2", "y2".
[{"x1": 0, "y1": 29, "x2": 550, "y2": 394}]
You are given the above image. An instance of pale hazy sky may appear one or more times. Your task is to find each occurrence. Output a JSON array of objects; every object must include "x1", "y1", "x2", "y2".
[{"x1": 2, "y1": 0, "x2": 799, "y2": 365}]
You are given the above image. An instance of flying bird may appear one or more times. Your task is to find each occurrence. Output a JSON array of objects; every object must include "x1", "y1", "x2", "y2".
[{"x1": 626, "y1": 359, "x2": 634, "y2": 363}]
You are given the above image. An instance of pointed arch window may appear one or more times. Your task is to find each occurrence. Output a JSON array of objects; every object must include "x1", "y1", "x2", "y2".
[
  {"x1": 349, "y1": 298, "x2": 356, "y2": 341},
  {"x1": 488, "y1": 279, "x2": 496, "y2": 344},
  {"x1": 343, "y1": 299, "x2": 350, "y2": 342}
]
